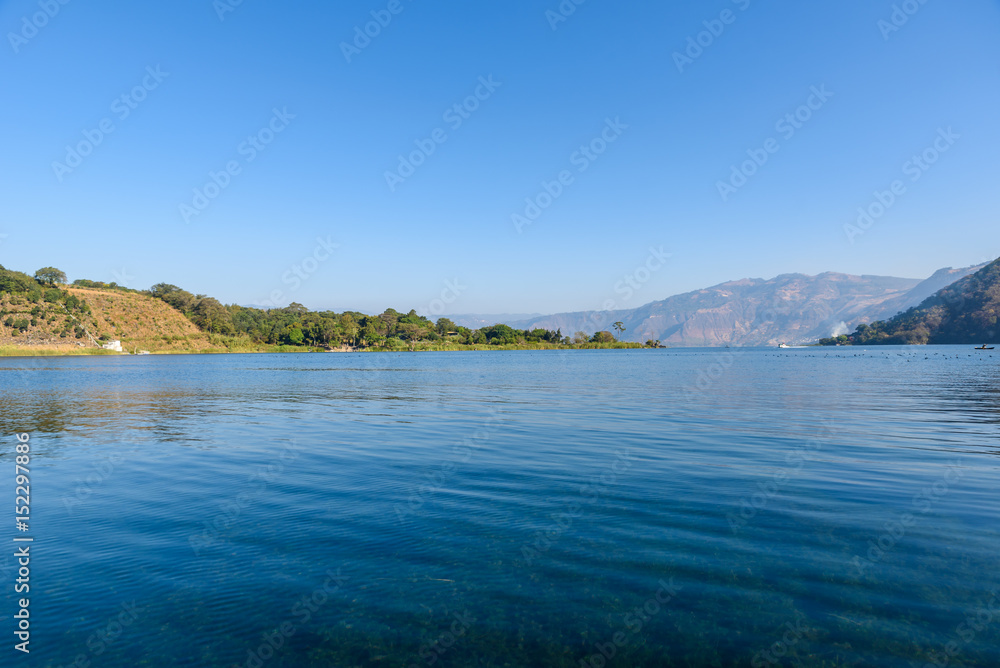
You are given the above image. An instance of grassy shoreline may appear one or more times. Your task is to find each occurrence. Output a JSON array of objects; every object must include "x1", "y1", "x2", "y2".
[{"x1": 0, "y1": 341, "x2": 649, "y2": 358}]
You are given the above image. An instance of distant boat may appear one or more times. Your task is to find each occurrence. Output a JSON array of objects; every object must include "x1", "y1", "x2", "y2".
[
  {"x1": 778, "y1": 343, "x2": 791, "y2": 348},
  {"x1": 975, "y1": 345, "x2": 994, "y2": 350}
]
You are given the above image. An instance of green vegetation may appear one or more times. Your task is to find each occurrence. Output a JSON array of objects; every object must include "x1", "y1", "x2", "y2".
[
  {"x1": 0, "y1": 264, "x2": 647, "y2": 354},
  {"x1": 0, "y1": 346, "x2": 120, "y2": 357},
  {"x1": 820, "y1": 258, "x2": 1000, "y2": 345},
  {"x1": 34, "y1": 266, "x2": 67, "y2": 286},
  {"x1": 146, "y1": 282, "x2": 643, "y2": 351},
  {"x1": 0, "y1": 265, "x2": 93, "y2": 342},
  {"x1": 71, "y1": 278, "x2": 141, "y2": 293}
]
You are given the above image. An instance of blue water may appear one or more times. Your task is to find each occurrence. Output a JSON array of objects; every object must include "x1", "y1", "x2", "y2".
[{"x1": 1, "y1": 347, "x2": 998, "y2": 667}]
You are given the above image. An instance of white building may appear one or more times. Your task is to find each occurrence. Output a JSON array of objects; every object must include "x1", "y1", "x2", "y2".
[{"x1": 102, "y1": 340, "x2": 123, "y2": 352}]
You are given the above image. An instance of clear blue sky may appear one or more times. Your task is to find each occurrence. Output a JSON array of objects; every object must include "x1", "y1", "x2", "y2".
[{"x1": 2, "y1": 0, "x2": 998, "y2": 315}]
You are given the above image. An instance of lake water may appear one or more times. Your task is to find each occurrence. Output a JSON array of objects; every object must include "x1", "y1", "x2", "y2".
[{"x1": 1, "y1": 347, "x2": 998, "y2": 667}]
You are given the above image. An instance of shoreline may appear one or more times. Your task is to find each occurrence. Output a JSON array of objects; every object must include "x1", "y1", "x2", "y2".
[{"x1": 0, "y1": 342, "x2": 651, "y2": 358}]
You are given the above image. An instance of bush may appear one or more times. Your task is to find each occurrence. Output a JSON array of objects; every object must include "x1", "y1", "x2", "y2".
[
  {"x1": 482, "y1": 324, "x2": 519, "y2": 345},
  {"x1": 285, "y1": 327, "x2": 304, "y2": 345},
  {"x1": 0, "y1": 268, "x2": 39, "y2": 294},
  {"x1": 34, "y1": 267, "x2": 67, "y2": 286}
]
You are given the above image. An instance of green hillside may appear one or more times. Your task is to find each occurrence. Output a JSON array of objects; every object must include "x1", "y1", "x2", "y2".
[
  {"x1": 0, "y1": 265, "x2": 214, "y2": 354},
  {"x1": 822, "y1": 258, "x2": 1000, "y2": 345},
  {"x1": 0, "y1": 265, "x2": 645, "y2": 355}
]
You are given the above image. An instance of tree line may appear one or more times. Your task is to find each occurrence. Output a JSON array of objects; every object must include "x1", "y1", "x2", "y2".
[
  {"x1": 147, "y1": 283, "x2": 636, "y2": 349},
  {"x1": 3, "y1": 265, "x2": 653, "y2": 349}
]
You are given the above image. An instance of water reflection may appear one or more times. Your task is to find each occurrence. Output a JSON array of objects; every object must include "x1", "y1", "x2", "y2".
[{"x1": 0, "y1": 348, "x2": 997, "y2": 667}]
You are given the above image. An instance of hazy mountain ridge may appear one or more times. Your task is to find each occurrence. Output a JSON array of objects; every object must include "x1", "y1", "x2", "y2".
[
  {"x1": 446, "y1": 313, "x2": 545, "y2": 329},
  {"x1": 842, "y1": 259, "x2": 1000, "y2": 345},
  {"x1": 495, "y1": 264, "x2": 985, "y2": 346},
  {"x1": 873, "y1": 264, "x2": 988, "y2": 322}
]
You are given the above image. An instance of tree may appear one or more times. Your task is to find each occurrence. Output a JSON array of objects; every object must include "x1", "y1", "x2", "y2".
[
  {"x1": 285, "y1": 326, "x2": 305, "y2": 345},
  {"x1": 436, "y1": 317, "x2": 458, "y2": 335},
  {"x1": 482, "y1": 324, "x2": 519, "y2": 345},
  {"x1": 612, "y1": 321, "x2": 626, "y2": 341},
  {"x1": 339, "y1": 313, "x2": 358, "y2": 346},
  {"x1": 526, "y1": 328, "x2": 549, "y2": 342},
  {"x1": 34, "y1": 267, "x2": 66, "y2": 286},
  {"x1": 149, "y1": 283, "x2": 182, "y2": 298},
  {"x1": 573, "y1": 331, "x2": 589, "y2": 345},
  {"x1": 0, "y1": 268, "x2": 39, "y2": 294},
  {"x1": 283, "y1": 302, "x2": 309, "y2": 316},
  {"x1": 592, "y1": 331, "x2": 615, "y2": 344},
  {"x1": 192, "y1": 297, "x2": 235, "y2": 334}
]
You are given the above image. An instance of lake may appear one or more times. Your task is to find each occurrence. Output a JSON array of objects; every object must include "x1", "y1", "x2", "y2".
[{"x1": 1, "y1": 347, "x2": 998, "y2": 667}]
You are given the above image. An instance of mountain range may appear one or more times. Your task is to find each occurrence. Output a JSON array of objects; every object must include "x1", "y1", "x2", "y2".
[
  {"x1": 451, "y1": 263, "x2": 986, "y2": 346},
  {"x1": 842, "y1": 259, "x2": 999, "y2": 345}
]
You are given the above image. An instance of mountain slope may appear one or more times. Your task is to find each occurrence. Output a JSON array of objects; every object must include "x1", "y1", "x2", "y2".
[
  {"x1": 505, "y1": 265, "x2": 984, "y2": 346},
  {"x1": 507, "y1": 273, "x2": 920, "y2": 346},
  {"x1": 871, "y1": 263, "x2": 987, "y2": 322},
  {"x1": 844, "y1": 259, "x2": 1000, "y2": 345},
  {"x1": 67, "y1": 287, "x2": 214, "y2": 350},
  {"x1": 0, "y1": 284, "x2": 212, "y2": 352},
  {"x1": 447, "y1": 313, "x2": 545, "y2": 329}
]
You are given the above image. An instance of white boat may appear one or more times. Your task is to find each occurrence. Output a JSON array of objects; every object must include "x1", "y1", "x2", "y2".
[{"x1": 778, "y1": 343, "x2": 791, "y2": 348}]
